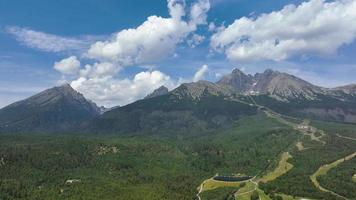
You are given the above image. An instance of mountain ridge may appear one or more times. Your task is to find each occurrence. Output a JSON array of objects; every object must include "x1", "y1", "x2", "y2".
[{"x1": 1, "y1": 69, "x2": 356, "y2": 134}]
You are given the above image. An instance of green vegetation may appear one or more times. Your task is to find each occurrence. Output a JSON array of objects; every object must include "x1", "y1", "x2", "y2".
[
  {"x1": 88, "y1": 95, "x2": 257, "y2": 134},
  {"x1": 318, "y1": 157, "x2": 356, "y2": 199},
  {"x1": 259, "y1": 152, "x2": 293, "y2": 183},
  {"x1": 260, "y1": 120, "x2": 356, "y2": 200},
  {"x1": 310, "y1": 152, "x2": 356, "y2": 199},
  {"x1": 0, "y1": 114, "x2": 299, "y2": 200},
  {"x1": 200, "y1": 187, "x2": 237, "y2": 200},
  {"x1": 250, "y1": 191, "x2": 259, "y2": 200},
  {"x1": 2, "y1": 103, "x2": 356, "y2": 200},
  {"x1": 198, "y1": 178, "x2": 242, "y2": 193}
]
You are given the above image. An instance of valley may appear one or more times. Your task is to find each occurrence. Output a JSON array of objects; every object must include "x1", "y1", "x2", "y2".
[{"x1": 0, "y1": 69, "x2": 355, "y2": 199}]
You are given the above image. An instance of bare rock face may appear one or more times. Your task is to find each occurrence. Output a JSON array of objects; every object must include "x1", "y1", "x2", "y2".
[
  {"x1": 334, "y1": 84, "x2": 356, "y2": 95},
  {"x1": 172, "y1": 81, "x2": 233, "y2": 99},
  {"x1": 217, "y1": 68, "x2": 254, "y2": 92},
  {"x1": 217, "y1": 69, "x2": 323, "y2": 100},
  {"x1": 258, "y1": 71, "x2": 323, "y2": 100},
  {"x1": 144, "y1": 86, "x2": 169, "y2": 99}
]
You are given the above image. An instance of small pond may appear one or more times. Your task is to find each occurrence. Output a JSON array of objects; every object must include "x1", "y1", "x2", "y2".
[{"x1": 213, "y1": 175, "x2": 253, "y2": 182}]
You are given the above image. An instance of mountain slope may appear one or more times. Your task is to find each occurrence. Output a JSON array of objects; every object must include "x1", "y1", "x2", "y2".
[
  {"x1": 0, "y1": 84, "x2": 100, "y2": 133},
  {"x1": 144, "y1": 86, "x2": 169, "y2": 99},
  {"x1": 217, "y1": 69, "x2": 356, "y2": 123},
  {"x1": 1, "y1": 69, "x2": 356, "y2": 134},
  {"x1": 218, "y1": 69, "x2": 324, "y2": 100},
  {"x1": 254, "y1": 70, "x2": 324, "y2": 100},
  {"x1": 334, "y1": 84, "x2": 356, "y2": 95},
  {"x1": 217, "y1": 69, "x2": 254, "y2": 92},
  {"x1": 87, "y1": 81, "x2": 257, "y2": 134}
]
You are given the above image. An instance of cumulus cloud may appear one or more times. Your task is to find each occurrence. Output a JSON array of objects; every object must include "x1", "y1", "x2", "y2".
[
  {"x1": 187, "y1": 34, "x2": 205, "y2": 48},
  {"x1": 190, "y1": 0, "x2": 211, "y2": 26},
  {"x1": 71, "y1": 71, "x2": 174, "y2": 107},
  {"x1": 5, "y1": 26, "x2": 99, "y2": 53},
  {"x1": 208, "y1": 22, "x2": 217, "y2": 32},
  {"x1": 193, "y1": 64, "x2": 209, "y2": 82},
  {"x1": 54, "y1": 56, "x2": 81, "y2": 75},
  {"x1": 210, "y1": 0, "x2": 356, "y2": 61},
  {"x1": 87, "y1": 0, "x2": 210, "y2": 65},
  {"x1": 79, "y1": 62, "x2": 120, "y2": 78},
  {"x1": 71, "y1": 64, "x2": 209, "y2": 107},
  {"x1": 53, "y1": 0, "x2": 211, "y2": 107}
]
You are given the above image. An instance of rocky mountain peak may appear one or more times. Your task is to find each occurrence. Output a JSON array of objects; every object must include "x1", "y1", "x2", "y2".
[
  {"x1": 263, "y1": 68, "x2": 279, "y2": 75},
  {"x1": 0, "y1": 84, "x2": 101, "y2": 133},
  {"x1": 231, "y1": 68, "x2": 245, "y2": 75},
  {"x1": 172, "y1": 81, "x2": 233, "y2": 99},
  {"x1": 145, "y1": 86, "x2": 169, "y2": 99},
  {"x1": 217, "y1": 68, "x2": 253, "y2": 92},
  {"x1": 32, "y1": 84, "x2": 96, "y2": 107},
  {"x1": 217, "y1": 68, "x2": 323, "y2": 100}
]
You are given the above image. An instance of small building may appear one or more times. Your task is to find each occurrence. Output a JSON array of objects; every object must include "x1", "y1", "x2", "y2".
[{"x1": 65, "y1": 179, "x2": 81, "y2": 184}]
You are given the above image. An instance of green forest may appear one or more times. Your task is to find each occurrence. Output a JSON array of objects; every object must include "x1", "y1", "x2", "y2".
[{"x1": 0, "y1": 114, "x2": 355, "y2": 200}]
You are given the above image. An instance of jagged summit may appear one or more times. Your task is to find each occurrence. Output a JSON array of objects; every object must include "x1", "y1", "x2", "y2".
[
  {"x1": 144, "y1": 86, "x2": 169, "y2": 99},
  {"x1": 172, "y1": 80, "x2": 233, "y2": 99},
  {"x1": 217, "y1": 68, "x2": 322, "y2": 100},
  {"x1": 217, "y1": 68, "x2": 254, "y2": 92},
  {"x1": 2, "y1": 68, "x2": 356, "y2": 133}
]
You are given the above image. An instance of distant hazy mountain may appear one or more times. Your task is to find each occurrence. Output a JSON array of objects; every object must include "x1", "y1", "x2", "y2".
[
  {"x1": 144, "y1": 86, "x2": 169, "y2": 99},
  {"x1": 0, "y1": 84, "x2": 100, "y2": 133}
]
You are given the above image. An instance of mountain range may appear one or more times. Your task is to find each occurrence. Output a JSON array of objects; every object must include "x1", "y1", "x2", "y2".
[{"x1": 1, "y1": 69, "x2": 356, "y2": 134}]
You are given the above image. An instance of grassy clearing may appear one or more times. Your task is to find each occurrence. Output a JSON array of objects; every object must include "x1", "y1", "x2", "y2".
[
  {"x1": 336, "y1": 134, "x2": 356, "y2": 141},
  {"x1": 257, "y1": 188, "x2": 272, "y2": 200},
  {"x1": 276, "y1": 193, "x2": 313, "y2": 200},
  {"x1": 260, "y1": 152, "x2": 293, "y2": 183},
  {"x1": 200, "y1": 187, "x2": 238, "y2": 200},
  {"x1": 234, "y1": 181, "x2": 257, "y2": 200},
  {"x1": 296, "y1": 142, "x2": 306, "y2": 151},
  {"x1": 199, "y1": 178, "x2": 243, "y2": 192},
  {"x1": 353, "y1": 174, "x2": 356, "y2": 182}
]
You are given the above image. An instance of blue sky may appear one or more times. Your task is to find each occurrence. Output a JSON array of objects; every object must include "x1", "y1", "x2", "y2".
[{"x1": 1, "y1": 0, "x2": 356, "y2": 107}]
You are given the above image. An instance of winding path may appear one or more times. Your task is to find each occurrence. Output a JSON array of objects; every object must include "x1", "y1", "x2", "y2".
[
  {"x1": 310, "y1": 152, "x2": 356, "y2": 200},
  {"x1": 336, "y1": 133, "x2": 356, "y2": 141}
]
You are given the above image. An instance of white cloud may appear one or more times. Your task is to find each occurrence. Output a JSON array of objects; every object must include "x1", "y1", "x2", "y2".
[
  {"x1": 211, "y1": 0, "x2": 356, "y2": 61},
  {"x1": 208, "y1": 22, "x2": 217, "y2": 32},
  {"x1": 168, "y1": 0, "x2": 186, "y2": 20},
  {"x1": 79, "y1": 62, "x2": 120, "y2": 78},
  {"x1": 71, "y1": 71, "x2": 174, "y2": 107},
  {"x1": 87, "y1": 0, "x2": 210, "y2": 65},
  {"x1": 70, "y1": 63, "x2": 211, "y2": 107},
  {"x1": 193, "y1": 64, "x2": 209, "y2": 82},
  {"x1": 190, "y1": 0, "x2": 210, "y2": 26},
  {"x1": 54, "y1": 56, "x2": 81, "y2": 75},
  {"x1": 187, "y1": 34, "x2": 205, "y2": 48},
  {"x1": 54, "y1": 0, "x2": 211, "y2": 107},
  {"x1": 5, "y1": 26, "x2": 98, "y2": 53}
]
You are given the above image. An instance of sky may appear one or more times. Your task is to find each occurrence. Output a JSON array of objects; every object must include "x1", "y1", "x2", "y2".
[{"x1": 1, "y1": 0, "x2": 356, "y2": 108}]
